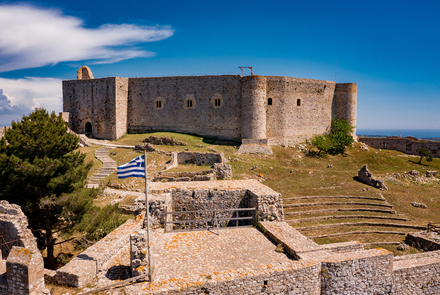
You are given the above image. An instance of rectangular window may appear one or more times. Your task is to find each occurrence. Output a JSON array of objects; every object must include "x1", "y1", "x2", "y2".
[
  {"x1": 156, "y1": 100, "x2": 162, "y2": 108},
  {"x1": 214, "y1": 98, "x2": 221, "y2": 107}
]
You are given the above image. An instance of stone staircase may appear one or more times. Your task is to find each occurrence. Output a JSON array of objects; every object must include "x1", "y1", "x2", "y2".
[{"x1": 87, "y1": 147, "x2": 117, "y2": 188}]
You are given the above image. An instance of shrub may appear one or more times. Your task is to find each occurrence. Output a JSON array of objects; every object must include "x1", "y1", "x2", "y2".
[
  {"x1": 309, "y1": 119, "x2": 354, "y2": 156},
  {"x1": 74, "y1": 204, "x2": 128, "y2": 241}
]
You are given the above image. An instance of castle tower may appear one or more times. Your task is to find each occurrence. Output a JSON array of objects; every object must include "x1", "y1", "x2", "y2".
[
  {"x1": 333, "y1": 83, "x2": 357, "y2": 139},
  {"x1": 238, "y1": 76, "x2": 273, "y2": 154}
]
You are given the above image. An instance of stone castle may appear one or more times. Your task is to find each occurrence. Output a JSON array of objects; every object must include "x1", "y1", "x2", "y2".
[{"x1": 63, "y1": 66, "x2": 357, "y2": 148}]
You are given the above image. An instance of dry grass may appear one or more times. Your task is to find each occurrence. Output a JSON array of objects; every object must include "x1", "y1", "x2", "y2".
[
  {"x1": 81, "y1": 132, "x2": 440, "y2": 254},
  {"x1": 78, "y1": 145, "x2": 103, "y2": 178}
]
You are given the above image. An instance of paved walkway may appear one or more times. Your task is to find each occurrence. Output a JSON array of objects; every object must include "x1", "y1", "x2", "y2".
[{"x1": 86, "y1": 137, "x2": 135, "y2": 149}]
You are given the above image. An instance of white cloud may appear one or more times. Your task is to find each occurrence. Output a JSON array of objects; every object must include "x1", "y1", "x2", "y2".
[
  {"x1": 0, "y1": 77, "x2": 62, "y2": 126},
  {"x1": 0, "y1": 5, "x2": 174, "y2": 72}
]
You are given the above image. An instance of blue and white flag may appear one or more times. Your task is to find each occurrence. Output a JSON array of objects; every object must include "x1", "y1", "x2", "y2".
[{"x1": 117, "y1": 155, "x2": 145, "y2": 179}]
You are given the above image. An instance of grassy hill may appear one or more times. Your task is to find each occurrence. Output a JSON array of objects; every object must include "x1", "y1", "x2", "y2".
[{"x1": 83, "y1": 132, "x2": 440, "y2": 256}]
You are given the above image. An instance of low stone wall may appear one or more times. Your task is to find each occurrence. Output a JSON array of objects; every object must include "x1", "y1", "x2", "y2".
[
  {"x1": 176, "y1": 151, "x2": 225, "y2": 166},
  {"x1": 164, "y1": 151, "x2": 225, "y2": 169},
  {"x1": 321, "y1": 249, "x2": 394, "y2": 294},
  {"x1": 359, "y1": 136, "x2": 440, "y2": 158},
  {"x1": 158, "y1": 263, "x2": 321, "y2": 295},
  {"x1": 0, "y1": 201, "x2": 39, "y2": 257},
  {"x1": 160, "y1": 152, "x2": 231, "y2": 181},
  {"x1": 393, "y1": 250, "x2": 440, "y2": 294},
  {"x1": 319, "y1": 241, "x2": 364, "y2": 253},
  {"x1": 259, "y1": 221, "x2": 321, "y2": 259},
  {"x1": 153, "y1": 170, "x2": 216, "y2": 182},
  {"x1": 46, "y1": 218, "x2": 143, "y2": 287}
]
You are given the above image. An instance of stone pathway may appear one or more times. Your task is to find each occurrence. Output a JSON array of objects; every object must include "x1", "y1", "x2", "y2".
[{"x1": 87, "y1": 147, "x2": 118, "y2": 188}]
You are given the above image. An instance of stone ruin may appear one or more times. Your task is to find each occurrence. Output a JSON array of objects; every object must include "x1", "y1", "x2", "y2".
[
  {"x1": 2, "y1": 180, "x2": 440, "y2": 294},
  {"x1": 154, "y1": 151, "x2": 232, "y2": 182},
  {"x1": 0, "y1": 201, "x2": 45, "y2": 295},
  {"x1": 77, "y1": 65, "x2": 94, "y2": 80},
  {"x1": 141, "y1": 136, "x2": 187, "y2": 146},
  {"x1": 358, "y1": 164, "x2": 388, "y2": 190}
]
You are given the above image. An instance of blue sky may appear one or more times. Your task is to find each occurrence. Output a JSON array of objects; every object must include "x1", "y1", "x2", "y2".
[{"x1": 0, "y1": 0, "x2": 439, "y2": 130}]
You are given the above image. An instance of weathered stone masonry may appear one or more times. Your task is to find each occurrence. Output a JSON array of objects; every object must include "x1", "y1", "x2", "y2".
[
  {"x1": 63, "y1": 67, "x2": 357, "y2": 146},
  {"x1": 359, "y1": 136, "x2": 440, "y2": 158}
]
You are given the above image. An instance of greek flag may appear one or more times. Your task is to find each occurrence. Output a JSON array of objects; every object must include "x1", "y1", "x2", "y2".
[{"x1": 117, "y1": 155, "x2": 145, "y2": 179}]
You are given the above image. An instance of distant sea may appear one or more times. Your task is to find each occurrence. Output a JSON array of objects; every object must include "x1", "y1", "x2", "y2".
[{"x1": 357, "y1": 129, "x2": 440, "y2": 141}]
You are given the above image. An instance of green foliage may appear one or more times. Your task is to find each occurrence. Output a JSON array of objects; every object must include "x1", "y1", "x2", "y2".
[
  {"x1": 310, "y1": 134, "x2": 333, "y2": 156},
  {"x1": 309, "y1": 119, "x2": 354, "y2": 156},
  {"x1": 417, "y1": 147, "x2": 433, "y2": 164},
  {"x1": 74, "y1": 204, "x2": 128, "y2": 241},
  {"x1": 0, "y1": 108, "x2": 92, "y2": 268}
]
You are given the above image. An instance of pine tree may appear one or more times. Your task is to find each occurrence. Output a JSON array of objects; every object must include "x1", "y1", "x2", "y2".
[{"x1": 0, "y1": 109, "x2": 92, "y2": 269}]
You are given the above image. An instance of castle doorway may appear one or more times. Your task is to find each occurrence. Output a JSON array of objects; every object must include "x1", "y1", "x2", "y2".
[{"x1": 85, "y1": 122, "x2": 92, "y2": 134}]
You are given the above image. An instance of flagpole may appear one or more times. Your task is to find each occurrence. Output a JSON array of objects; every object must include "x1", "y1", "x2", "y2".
[{"x1": 144, "y1": 149, "x2": 152, "y2": 281}]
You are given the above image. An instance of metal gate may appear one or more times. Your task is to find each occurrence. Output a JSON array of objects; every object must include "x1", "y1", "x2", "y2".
[
  {"x1": 164, "y1": 207, "x2": 256, "y2": 233},
  {"x1": 0, "y1": 231, "x2": 19, "y2": 258}
]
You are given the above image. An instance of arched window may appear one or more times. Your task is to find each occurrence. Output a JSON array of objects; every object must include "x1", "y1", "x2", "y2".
[
  {"x1": 85, "y1": 122, "x2": 92, "y2": 134},
  {"x1": 297, "y1": 99, "x2": 301, "y2": 106},
  {"x1": 268, "y1": 98, "x2": 273, "y2": 105}
]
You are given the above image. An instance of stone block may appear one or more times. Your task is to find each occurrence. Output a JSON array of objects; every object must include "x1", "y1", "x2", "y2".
[{"x1": 6, "y1": 246, "x2": 45, "y2": 295}]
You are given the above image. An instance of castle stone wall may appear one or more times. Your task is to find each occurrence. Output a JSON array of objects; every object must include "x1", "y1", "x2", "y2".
[
  {"x1": 266, "y1": 77, "x2": 336, "y2": 145},
  {"x1": 63, "y1": 77, "x2": 128, "y2": 140},
  {"x1": 333, "y1": 83, "x2": 357, "y2": 137},
  {"x1": 241, "y1": 75, "x2": 267, "y2": 140},
  {"x1": 127, "y1": 75, "x2": 242, "y2": 140},
  {"x1": 63, "y1": 70, "x2": 357, "y2": 145}
]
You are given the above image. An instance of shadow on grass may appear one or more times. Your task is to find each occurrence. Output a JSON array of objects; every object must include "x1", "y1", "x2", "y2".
[
  {"x1": 202, "y1": 137, "x2": 239, "y2": 147},
  {"x1": 408, "y1": 159, "x2": 428, "y2": 166},
  {"x1": 305, "y1": 150, "x2": 328, "y2": 158}
]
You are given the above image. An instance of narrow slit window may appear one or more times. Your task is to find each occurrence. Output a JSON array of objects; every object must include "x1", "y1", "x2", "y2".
[
  {"x1": 186, "y1": 99, "x2": 193, "y2": 108},
  {"x1": 268, "y1": 98, "x2": 273, "y2": 105},
  {"x1": 214, "y1": 98, "x2": 221, "y2": 107},
  {"x1": 155, "y1": 100, "x2": 162, "y2": 108},
  {"x1": 297, "y1": 99, "x2": 301, "y2": 106}
]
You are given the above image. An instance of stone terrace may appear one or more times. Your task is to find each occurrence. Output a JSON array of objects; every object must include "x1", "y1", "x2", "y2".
[{"x1": 152, "y1": 227, "x2": 292, "y2": 281}]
